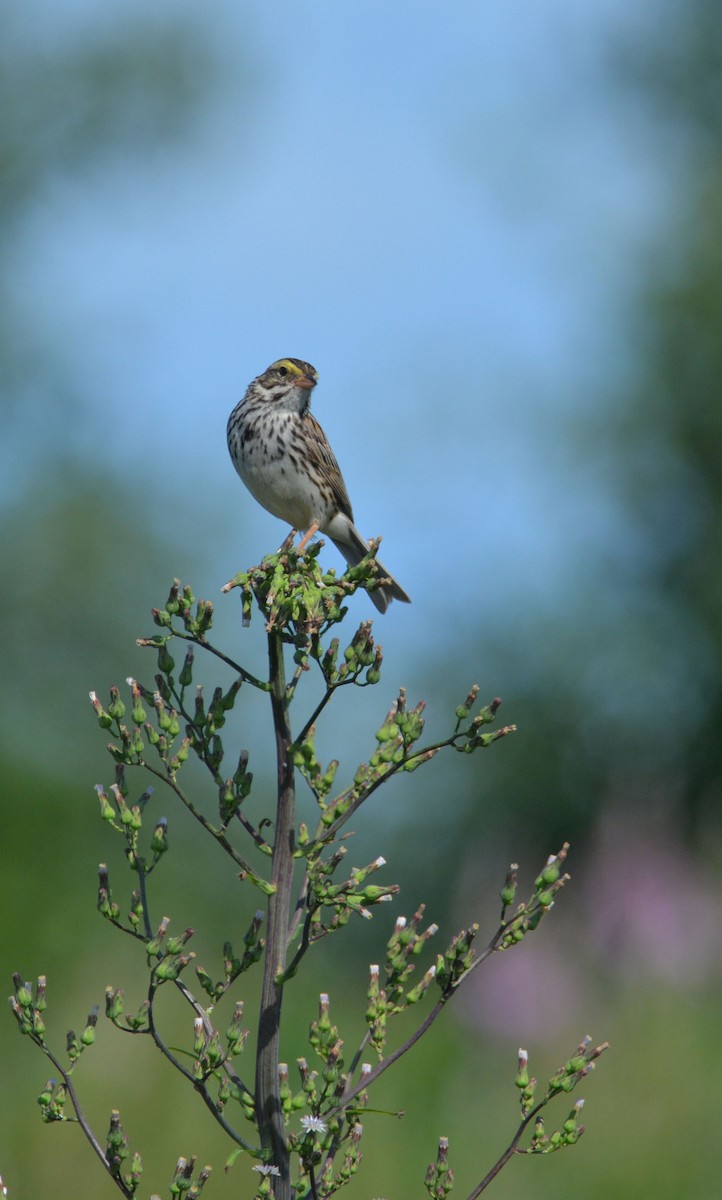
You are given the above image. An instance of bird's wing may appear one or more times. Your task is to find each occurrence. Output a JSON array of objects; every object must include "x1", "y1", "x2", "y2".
[{"x1": 305, "y1": 412, "x2": 355, "y2": 521}]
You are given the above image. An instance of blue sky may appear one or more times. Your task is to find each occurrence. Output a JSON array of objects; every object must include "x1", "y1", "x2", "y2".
[{"x1": 11, "y1": 0, "x2": 672, "y2": 649}]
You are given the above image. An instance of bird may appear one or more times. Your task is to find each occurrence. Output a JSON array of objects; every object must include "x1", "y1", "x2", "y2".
[{"x1": 227, "y1": 358, "x2": 411, "y2": 614}]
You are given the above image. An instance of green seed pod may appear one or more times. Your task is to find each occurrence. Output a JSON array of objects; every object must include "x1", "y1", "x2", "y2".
[{"x1": 179, "y1": 649, "x2": 194, "y2": 688}]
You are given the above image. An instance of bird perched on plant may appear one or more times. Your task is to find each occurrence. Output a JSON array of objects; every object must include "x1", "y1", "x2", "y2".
[{"x1": 227, "y1": 358, "x2": 411, "y2": 614}]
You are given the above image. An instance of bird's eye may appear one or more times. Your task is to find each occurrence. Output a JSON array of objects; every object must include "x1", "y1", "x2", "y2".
[{"x1": 277, "y1": 366, "x2": 288, "y2": 376}]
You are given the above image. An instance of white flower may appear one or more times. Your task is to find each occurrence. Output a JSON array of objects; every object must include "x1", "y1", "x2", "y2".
[
  {"x1": 252, "y1": 1164, "x2": 280, "y2": 1176},
  {"x1": 300, "y1": 1115, "x2": 328, "y2": 1134}
]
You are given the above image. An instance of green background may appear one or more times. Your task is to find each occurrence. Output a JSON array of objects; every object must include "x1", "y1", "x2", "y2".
[{"x1": 3, "y1": 2, "x2": 722, "y2": 1196}]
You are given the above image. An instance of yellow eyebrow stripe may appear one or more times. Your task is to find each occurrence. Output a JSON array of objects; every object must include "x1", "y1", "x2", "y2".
[{"x1": 270, "y1": 359, "x2": 304, "y2": 377}]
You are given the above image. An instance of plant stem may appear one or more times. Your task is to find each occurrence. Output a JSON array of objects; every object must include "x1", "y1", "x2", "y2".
[
  {"x1": 465, "y1": 1100, "x2": 546, "y2": 1198},
  {"x1": 255, "y1": 628, "x2": 296, "y2": 1196}
]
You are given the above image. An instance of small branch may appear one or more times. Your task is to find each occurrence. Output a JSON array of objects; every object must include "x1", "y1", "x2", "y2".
[
  {"x1": 329, "y1": 931, "x2": 506, "y2": 1120},
  {"x1": 170, "y1": 631, "x2": 269, "y2": 691},
  {"x1": 320, "y1": 725, "x2": 499, "y2": 844},
  {"x1": 136, "y1": 864, "x2": 154, "y2": 940},
  {"x1": 41, "y1": 1045, "x2": 131, "y2": 1196},
  {"x1": 295, "y1": 668, "x2": 370, "y2": 748},
  {"x1": 345, "y1": 1029, "x2": 372, "y2": 1082},
  {"x1": 165, "y1": 686, "x2": 272, "y2": 854},
  {"x1": 296, "y1": 684, "x2": 336, "y2": 747},
  {"x1": 142, "y1": 763, "x2": 262, "y2": 876},
  {"x1": 234, "y1": 809, "x2": 273, "y2": 854},
  {"x1": 287, "y1": 872, "x2": 310, "y2": 944},
  {"x1": 279, "y1": 909, "x2": 313, "y2": 981},
  {"x1": 145, "y1": 985, "x2": 258, "y2": 1153},
  {"x1": 328, "y1": 1000, "x2": 445, "y2": 1120},
  {"x1": 285, "y1": 659, "x2": 306, "y2": 701},
  {"x1": 194, "y1": 1082, "x2": 260, "y2": 1153},
  {"x1": 465, "y1": 1100, "x2": 546, "y2": 1198}
]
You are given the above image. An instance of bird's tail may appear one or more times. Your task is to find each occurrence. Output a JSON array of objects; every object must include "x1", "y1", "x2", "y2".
[{"x1": 331, "y1": 525, "x2": 411, "y2": 615}]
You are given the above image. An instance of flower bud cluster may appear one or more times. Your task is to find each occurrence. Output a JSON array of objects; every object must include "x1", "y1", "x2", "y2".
[
  {"x1": 292, "y1": 727, "x2": 339, "y2": 804},
  {"x1": 66, "y1": 1005, "x2": 99, "y2": 1062},
  {"x1": 169, "y1": 1154, "x2": 211, "y2": 1198},
  {"x1": 92, "y1": 673, "x2": 188, "y2": 782},
  {"x1": 218, "y1": 748, "x2": 254, "y2": 826},
  {"x1": 340, "y1": 621, "x2": 379, "y2": 681},
  {"x1": 516, "y1": 1037, "x2": 608, "y2": 1156},
  {"x1": 311, "y1": 619, "x2": 384, "y2": 691},
  {"x1": 192, "y1": 1012, "x2": 237, "y2": 1083},
  {"x1": 261, "y1": 1062, "x2": 304, "y2": 1123},
  {"x1": 152, "y1": 579, "x2": 214, "y2": 640},
  {"x1": 226, "y1": 544, "x2": 360, "y2": 636},
  {"x1": 195, "y1": 916, "x2": 265, "y2": 1003},
  {"x1": 515, "y1": 1047, "x2": 537, "y2": 1115},
  {"x1": 497, "y1": 844, "x2": 571, "y2": 950},
  {"x1": 340, "y1": 535, "x2": 388, "y2": 602},
  {"x1": 36, "y1": 1078, "x2": 67, "y2": 1124},
  {"x1": 374, "y1": 689, "x2": 426, "y2": 757},
  {"x1": 97, "y1": 849, "x2": 160, "y2": 935},
  {"x1": 528, "y1": 1099, "x2": 587, "y2": 1154},
  {"x1": 306, "y1": 851, "x2": 398, "y2": 931},
  {"x1": 308, "y1": 994, "x2": 346, "y2": 1091},
  {"x1": 219, "y1": 1075, "x2": 255, "y2": 1123},
  {"x1": 106, "y1": 1109, "x2": 138, "y2": 1184},
  {"x1": 104, "y1": 986, "x2": 150, "y2": 1032},
  {"x1": 9, "y1": 973, "x2": 47, "y2": 1046},
  {"x1": 144, "y1": 917, "x2": 196, "y2": 986},
  {"x1": 97, "y1": 862, "x2": 125, "y2": 927},
  {"x1": 366, "y1": 964, "x2": 387, "y2": 1055},
  {"x1": 424, "y1": 1135, "x2": 454, "y2": 1199},
  {"x1": 236, "y1": 540, "x2": 392, "y2": 639},
  {"x1": 384, "y1": 907, "x2": 440, "y2": 1010},
  {"x1": 95, "y1": 775, "x2": 149, "y2": 864},
  {"x1": 546, "y1": 1034, "x2": 609, "y2": 1097},
  {"x1": 434, "y1": 925, "x2": 479, "y2": 995},
  {"x1": 96, "y1": 581, "x2": 250, "y2": 795},
  {"x1": 363, "y1": 913, "x2": 440, "y2": 1050},
  {"x1": 449, "y1": 691, "x2": 519, "y2": 754},
  {"x1": 184, "y1": 678, "x2": 244, "y2": 787},
  {"x1": 314, "y1": 1120, "x2": 363, "y2": 1193}
]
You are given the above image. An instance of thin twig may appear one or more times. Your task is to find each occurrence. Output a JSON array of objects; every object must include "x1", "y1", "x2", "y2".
[
  {"x1": 41, "y1": 1045, "x2": 129, "y2": 1194},
  {"x1": 170, "y1": 631, "x2": 269, "y2": 691},
  {"x1": 287, "y1": 872, "x2": 310, "y2": 943},
  {"x1": 145, "y1": 984, "x2": 258, "y2": 1153},
  {"x1": 141, "y1": 763, "x2": 261, "y2": 875},
  {"x1": 328, "y1": 1000, "x2": 445, "y2": 1120},
  {"x1": 328, "y1": 934, "x2": 504, "y2": 1120},
  {"x1": 165, "y1": 685, "x2": 271, "y2": 854},
  {"x1": 465, "y1": 1100, "x2": 547, "y2": 1198},
  {"x1": 319, "y1": 727, "x2": 489, "y2": 844},
  {"x1": 295, "y1": 684, "x2": 336, "y2": 747}
]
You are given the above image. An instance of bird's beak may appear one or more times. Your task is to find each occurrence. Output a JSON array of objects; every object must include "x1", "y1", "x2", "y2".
[{"x1": 296, "y1": 375, "x2": 317, "y2": 391}]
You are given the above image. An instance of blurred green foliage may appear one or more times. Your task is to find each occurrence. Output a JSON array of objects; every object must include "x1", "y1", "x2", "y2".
[{"x1": 3, "y1": 1, "x2": 722, "y2": 1197}]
